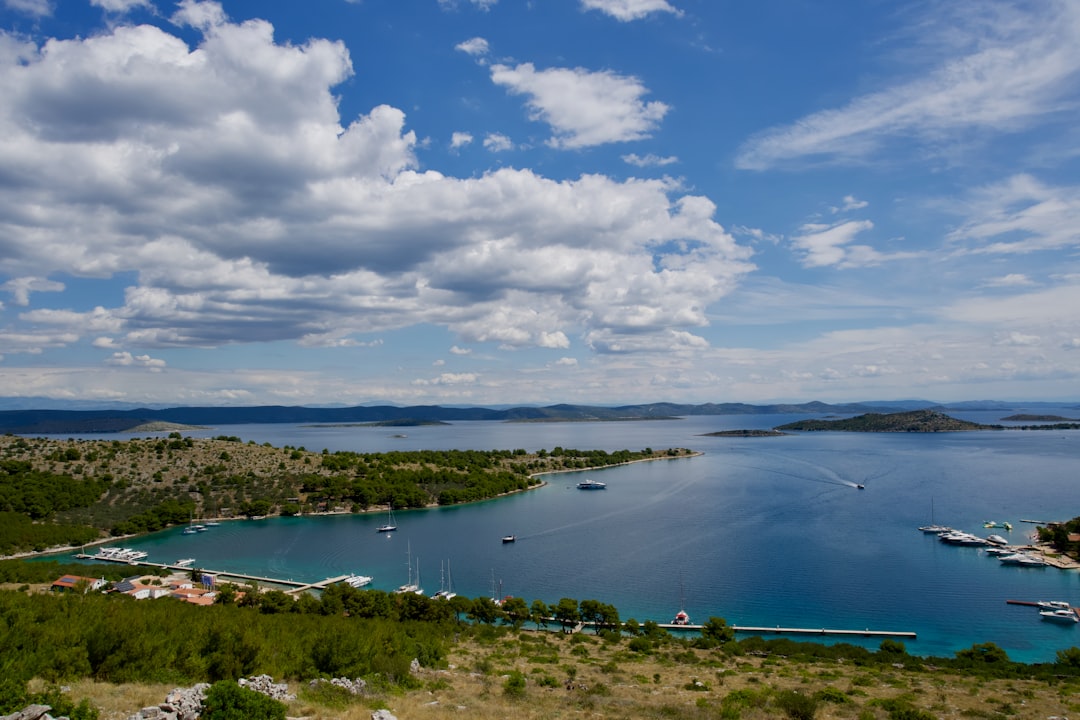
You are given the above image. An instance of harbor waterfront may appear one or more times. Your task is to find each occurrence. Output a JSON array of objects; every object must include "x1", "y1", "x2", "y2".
[{"x1": 56, "y1": 410, "x2": 1080, "y2": 664}]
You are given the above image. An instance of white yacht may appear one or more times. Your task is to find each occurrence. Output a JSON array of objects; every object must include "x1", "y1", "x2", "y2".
[
  {"x1": 576, "y1": 479, "x2": 607, "y2": 490},
  {"x1": 376, "y1": 505, "x2": 398, "y2": 533},
  {"x1": 344, "y1": 574, "x2": 373, "y2": 588},
  {"x1": 999, "y1": 553, "x2": 1047, "y2": 567},
  {"x1": 1036, "y1": 600, "x2": 1072, "y2": 611},
  {"x1": 1039, "y1": 609, "x2": 1078, "y2": 624}
]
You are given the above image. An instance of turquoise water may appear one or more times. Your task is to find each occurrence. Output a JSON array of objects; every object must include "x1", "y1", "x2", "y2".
[{"x1": 60, "y1": 412, "x2": 1080, "y2": 663}]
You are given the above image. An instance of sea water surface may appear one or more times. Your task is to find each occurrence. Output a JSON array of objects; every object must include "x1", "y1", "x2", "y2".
[{"x1": 61, "y1": 410, "x2": 1080, "y2": 663}]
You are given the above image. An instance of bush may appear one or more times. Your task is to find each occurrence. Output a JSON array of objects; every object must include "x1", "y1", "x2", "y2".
[
  {"x1": 201, "y1": 681, "x2": 287, "y2": 720},
  {"x1": 503, "y1": 670, "x2": 527, "y2": 698},
  {"x1": 774, "y1": 689, "x2": 819, "y2": 720}
]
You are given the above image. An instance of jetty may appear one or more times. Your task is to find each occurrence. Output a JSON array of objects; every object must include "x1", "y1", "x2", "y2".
[
  {"x1": 659, "y1": 622, "x2": 916, "y2": 639},
  {"x1": 74, "y1": 553, "x2": 351, "y2": 594}
]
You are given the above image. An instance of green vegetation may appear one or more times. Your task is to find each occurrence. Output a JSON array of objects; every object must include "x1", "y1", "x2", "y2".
[
  {"x1": 0, "y1": 434, "x2": 691, "y2": 555},
  {"x1": 201, "y1": 681, "x2": 286, "y2": 720},
  {"x1": 1036, "y1": 515, "x2": 1080, "y2": 561},
  {"x1": 775, "y1": 409, "x2": 997, "y2": 432}
]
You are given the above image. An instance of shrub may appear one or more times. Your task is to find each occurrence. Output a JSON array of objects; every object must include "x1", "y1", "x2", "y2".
[
  {"x1": 201, "y1": 681, "x2": 287, "y2": 720},
  {"x1": 774, "y1": 689, "x2": 819, "y2": 720},
  {"x1": 503, "y1": 670, "x2": 527, "y2": 698}
]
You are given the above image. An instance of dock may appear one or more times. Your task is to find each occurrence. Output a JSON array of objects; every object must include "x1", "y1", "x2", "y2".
[
  {"x1": 658, "y1": 623, "x2": 916, "y2": 639},
  {"x1": 74, "y1": 553, "x2": 352, "y2": 593}
]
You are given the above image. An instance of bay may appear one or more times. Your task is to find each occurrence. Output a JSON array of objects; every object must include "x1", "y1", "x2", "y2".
[{"x1": 61, "y1": 411, "x2": 1080, "y2": 663}]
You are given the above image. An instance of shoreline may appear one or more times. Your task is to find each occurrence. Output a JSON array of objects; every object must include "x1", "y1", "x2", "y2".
[{"x1": 2, "y1": 451, "x2": 702, "y2": 563}]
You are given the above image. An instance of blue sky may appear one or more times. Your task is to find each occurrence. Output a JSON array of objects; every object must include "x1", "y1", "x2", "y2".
[{"x1": 0, "y1": 0, "x2": 1078, "y2": 407}]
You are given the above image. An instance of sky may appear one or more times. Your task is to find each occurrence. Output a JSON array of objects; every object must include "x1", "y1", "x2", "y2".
[{"x1": 0, "y1": 0, "x2": 1079, "y2": 408}]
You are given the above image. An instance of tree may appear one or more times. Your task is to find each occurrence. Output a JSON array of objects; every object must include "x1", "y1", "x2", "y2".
[
  {"x1": 553, "y1": 597, "x2": 580, "y2": 633},
  {"x1": 501, "y1": 597, "x2": 529, "y2": 628},
  {"x1": 700, "y1": 616, "x2": 735, "y2": 646},
  {"x1": 529, "y1": 599, "x2": 550, "y2": 629}
]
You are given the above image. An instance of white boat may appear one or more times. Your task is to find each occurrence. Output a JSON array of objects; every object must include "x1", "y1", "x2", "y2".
[
  {"x1": 1036, "y1": 600, "x2": 1072, "y2": 611},
  {"x1": 182, "y1": 527, "x2": 198, "y2": 535},
  {"x1": 376, "y1": 505, "x2": 398, "y2": 533},
  {"x1": 394, "y1": 542, "x2": 423, "y2": 594},
  {"x1": 918, "y1": 499, "x2": 950, "y2": 533},
  {"x1": 432, "y1": 560, "x2": 457, "y2": 600},
  {"x1": 939, "y1": 531, "x2": 987, "y2": 546},
  {"x1": 501, "y1": 534, "x2": 516, "y2": 543},
  {"x1": 175, "y1": 558, "x2": 196, "y2": 567},
  {"x1": 576, "y1": 479, "x2": 606, "y2": 490},
  {"x1": 343, "y1": 574, "x2": 373, "y2": 588},
  {"x1": 999, "y1": 553, "x2": 1047, "y2": 567},
  {"x1": 1039, "y1": 609, "x2": 1078, "y2": 624},
  {"x1": 986, "y1": 534, "x2": 1009, "y2": 545}
]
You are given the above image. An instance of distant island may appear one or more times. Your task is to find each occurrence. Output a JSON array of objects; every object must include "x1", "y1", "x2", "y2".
[
  {"x1": 775, "y1": 409, "x2": 996, "y2": 432},
  {"x1": 1001, "y1": 414, "x2": 1078, "y2": 422},
  {"x1": 701, "y1": 429, "x2": 788, "y2": 437}
]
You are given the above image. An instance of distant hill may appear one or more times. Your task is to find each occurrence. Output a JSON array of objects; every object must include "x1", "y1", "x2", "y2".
[
  {"x1": 775, "y1": 409, "x2": 998, "y2": 433},
  {"x1": 0, "y1": 400, "x2": 916, "y2": 434}
]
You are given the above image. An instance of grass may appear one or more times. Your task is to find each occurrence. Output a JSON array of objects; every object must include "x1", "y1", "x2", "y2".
[{"x1": 52, "y1": 629, "x2": 1079, "y2": 720}]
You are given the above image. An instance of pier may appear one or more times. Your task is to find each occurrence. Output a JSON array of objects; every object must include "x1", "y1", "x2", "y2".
[
  {"x1": 75, "y1": 553, "x2": 351, "y2": 593},
  {"x1": 658, "y1": 623, "x2": 916, "y2": 639}
]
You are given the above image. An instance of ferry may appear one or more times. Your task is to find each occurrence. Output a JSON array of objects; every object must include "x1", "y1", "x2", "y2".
[{"x1": 576, "y1": 479, "x2": 607, "y2": 490}]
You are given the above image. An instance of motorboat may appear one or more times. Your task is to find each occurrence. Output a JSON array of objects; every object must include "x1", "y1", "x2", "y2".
[
  {"x1": 999, "y1": 553, "x2": 1047, "y2": 567},
  {"x1": 175, "y1": 558, "x2": 196, "y2": 567},
  {"x1": 343, "y1": 574, "x2": 373, "y2": 588},
  {"x1": 501, "y1": 535, "x2": 516, "y2": 543},
  {"x1": 855, "y1": 484, "x2": 865, "y2": 490},
  {"x1": 182, "y1": 527, "x2": 198, "y2": 535},
  {"x1": 986, "y1": 534, "x2": 1009, "y2": 545},
  {"x1": 919, "y1": 525, "x2": 952, "y2": 534},
  {"x1": 576, "y1": 479, "x2": 607, "y2": 490},
  {"x1": 939, "y1": 531, "x2": 987, "y2": 546},
  {"x1": 1039, "y1": 609, "x2": 1078, "y2": 624},
  {"x1": 1036, "y1": 601, "x2": 1073, "y2": 611}
]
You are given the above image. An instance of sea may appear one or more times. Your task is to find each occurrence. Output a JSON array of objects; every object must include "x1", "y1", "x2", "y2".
[{"x1": 52, "y1": 408, "x2": 1080, "y2": 663}]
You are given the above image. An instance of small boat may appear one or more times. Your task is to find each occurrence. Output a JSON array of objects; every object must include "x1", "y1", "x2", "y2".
[
  {"x1": 175, "y1": 558, "x2": 196, "y2": 567},
  {"x1": 377, "y1": 504, "x2": 398, "y2": 533},
  {"x1": 432, "y1": 560, "x2": 457, "y2": 600},
  {"x1": 501, "y1": 535, "x2": 516, "y2": 543},
  {"x1": 1039, "y1": 609, "x2": 1078, "y2": 624},
  {"x1": 343, "y1": 574, "x2": 373, "y2": 588},
  {"x1": 986, "y1": 534, "x2": 1009, "y2": 545},
  {"x1": 204, "y1": 521, "x2": 221, "y2": 527},
  {"x1": 181, "y1": 527, "x2": 198, "y2": 535},
  {"x1": 855, "y1": 484, "x2": 865, "y2": 490},
  {"x1": 576, "y1": 479, "x2": 607, "y2": 490}
]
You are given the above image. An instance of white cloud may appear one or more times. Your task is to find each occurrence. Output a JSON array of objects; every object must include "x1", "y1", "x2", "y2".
[
  {"x1": 554, "y1": 357, "x2": 578, "y2": 366},
  {"x1": 831, "y1": 195, "x2": 868, "y2": 213},
  {"x1": 449, "y1": 345, "x2": 471, "y2": 355},
  {"x1": 2, "y1": 277, "x2": 64, "y2": 306},
  {"x1": 482, "y1": 132, "x2": 513, "y2": 152},
  {"x1": 3, "y1": 0, "x2": 51, "y2": 17},
  {"x1": 90, "y1": 0, "x2": 151, "y2": 12},
  {"x1": 790, "y1": 220, "x2": 875, "y2": 268},
  {"x1": 982, "y1": 273, "x2": 1036, "y2": 287},
  {"x1": 0, "y1": 10, "x2": 752, "y2": 361},
  {"x1": 994, "y1": 331, "x2": 1040, "y2": 347},
  {"x1": 412, "y1": 372, "x2": 478, "y2": 386},
  {"x1": 455, "y1": 37, "x2": 489, "y2": 57},
  {"x1": 622, "y1": 152, "x2": 678, "y2": 167},
  {"x1": 735, "y1": 1, "x2": 1080, "y2": 169},
  {"x1": 580, "y1": 0, "x2": 682, "y2": 22},
  {"x1": 450, "y1": 131, "x2": 473, "y2": 149},
  {"x1": 105, "y1": 351, "x2": 166, "y2": 368},
  {"x1": 490, "y1": 62, "x2": 669, "y2": 148},
  {"x1": 947, "y1": 174, "x2": 1080, "y2": 254},
  {"x1": 440, "y1": 0, "x2": 498, "y2": 11}
]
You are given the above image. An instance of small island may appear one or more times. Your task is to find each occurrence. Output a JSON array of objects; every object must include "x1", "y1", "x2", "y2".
[
  {"x1": 700, "y1": 429, "x2": 788, "y2": 437},
  {"x1": 774, "y1": 409, "x2": 997, "y2": 432},
  {"x1": 1001, "y1": 414, "x2": 1079, "y2": 422}
]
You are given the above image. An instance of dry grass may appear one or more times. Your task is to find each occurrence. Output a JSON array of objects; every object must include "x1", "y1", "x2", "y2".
[{"x1": 59, "y1": 629, "x2": 1080, "y2": 720}]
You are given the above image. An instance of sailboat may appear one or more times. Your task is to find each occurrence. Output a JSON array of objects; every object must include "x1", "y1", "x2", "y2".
[
  {"x1": 918, "y1": 498, "x2": 951, "y2": 534},
  {"x1": 671, "y1": 574, "x2": 690, "y2": 625},
  {"x1": 394, "y1": 542, "x2": 423, "y2": 594},
  {"x1": 432, "y1": 559, "x2": 457, "y2": 600},
  {"x1": 376, "y1": 503, "x2": 398, "y2": 533}
]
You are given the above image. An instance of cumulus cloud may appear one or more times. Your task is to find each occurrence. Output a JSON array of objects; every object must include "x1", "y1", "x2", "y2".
[
  {"x1": 735, "y1": 1, "x2": 1080, "y2": 169},
  {"x1": 455, "y1": 37, "x2": 489, "y2": 57},
  {"x1": 580, "y1": 0, "x2": 682, "y2": 22},
  {"x1": 450, "y1": 131, "x2": 473, "y2": 149},
  {"x1": 0, "y1": 4, "x2": 752, "y2": 362},
  {"x1": 790, "y1": 220, "x2": 875, "y2": 268},
  {"x1": 90, "y1": 0, "x2": 151, "y2": 12},
  {"x1": 4, "y1": 0, "x2": 51, "y2": 17},
  {"x1": 482, "y1": 132, "x2": 513, "y2": 151},
  {"x1": 622, "y1": 152, "x2": 678, "y2": 167},
  {"x1": 2, "y1": 277, "x2": 64, "y2": 306},
  {"x1": 105, "y1": 351, "x2": 166, "y2": 368},
  {"x1": 490, "y1": 62, "x2": 669, "y2": 148},
  {"x1": 449, "y1": 345, "x2": 472, "y2": 355}
]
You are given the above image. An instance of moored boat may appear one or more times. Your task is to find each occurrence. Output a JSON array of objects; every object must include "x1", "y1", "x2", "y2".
[
  {"x1": 576, "y1": 479, "x2": 606, "y2": 490},
  {"x1": 344, "y1": 574, "x2": 373, "y2": 588},
  {"x1": 1039, "y1": 609, "x2": 1078, "y2": 624},
  {"x1": 1036, "y1": 600, "x2": 1072, "y2": 611},
  {"x1": 377, "y1": 505, "x2": 398, "y2": 533}
]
